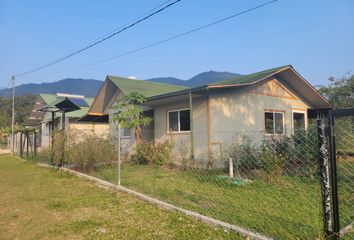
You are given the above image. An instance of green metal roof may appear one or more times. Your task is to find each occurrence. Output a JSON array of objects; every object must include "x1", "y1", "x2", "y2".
[
  {"x1": 39, "y1": 93, "x2": 57, "y2": 105},
  {"x1": 209, "y1": 65, "x2": 291, "y2": 86},
  {"x1": 147, "y1": 65, "x2": 292, "y2": 101},
  {"x1": 65, "y1": 107, "x2": 90, "y2": 118},
  {"x1": 107, "y1": 75, "x2": 188, "y2": 97},
  {"x1": 39, "y1": 93, "x2": 94, "y2": 119}
]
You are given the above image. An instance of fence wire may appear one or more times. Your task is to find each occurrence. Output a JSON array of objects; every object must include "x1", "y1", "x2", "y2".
[
  {"x1": 32, "y1": 124, "x2": 354, "y2": 239},
  {"x1": 334, "y1": 116, "x2": 354, "y2": 238}
]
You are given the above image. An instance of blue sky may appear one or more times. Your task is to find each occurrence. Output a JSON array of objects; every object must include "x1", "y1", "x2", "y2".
[{"x1": 1, "y1": 0, "x2": 353, "y2": 87}]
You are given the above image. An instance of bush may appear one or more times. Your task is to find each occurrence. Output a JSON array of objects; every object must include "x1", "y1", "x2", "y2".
[
  {"x1": 35, "y1": 148, "x2": 52, "y2": 164},
  {"x1": 179, "y1": 140, "x2": 192, "y2": 169},
  {"x1": 131, "y1": 140, "x2": 174, "y2": 166},
  {"x1": 226, "y1": 134, "x2": 261, "y2": 171},
  {"x1": 260, "y1": 136, "x2": 291, "y2": 181},
  {"x1": 288, "y1": 128, "x2": 319, "y2": 178},
  {"x1": 36, "y1": 130, "x2": 116, "y2": 172},
  {"x1": 65, "y1": 134, "x2": 116, "y2": 172}
]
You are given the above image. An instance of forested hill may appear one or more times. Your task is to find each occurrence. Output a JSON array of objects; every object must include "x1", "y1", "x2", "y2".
[
  {"x1": 0, "y1": 79, "x2": 103, "y2": 98},
  {"x1": 0, "y1": 94, "x2": 36, "y2": 128}
]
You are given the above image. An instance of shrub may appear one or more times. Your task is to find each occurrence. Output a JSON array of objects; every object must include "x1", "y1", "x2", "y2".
[
  {"x1": 131, "y1": 140, "x2": 174, "y2": 166},
  {"x1": 226, "y1": 134, "x2": 261, "y2": 171},
  {"x1": 260, "y1": 136, "x2": 291, "y2": 181},
  {"x1": 288, "y1": 128, "x2": 319, "y2": 178},
  {"x1": 35, "y1": 148, "x2": 52, "y2": 164},
  {"x1": 65, "y1": 133, "x2": 116, "y2": 172},
  {"x1": 36, "y1": 130, "x2": 116, "y2": 172},
  {"x1": 179, "y1": 140, "x2": 192, "y2": 169}
]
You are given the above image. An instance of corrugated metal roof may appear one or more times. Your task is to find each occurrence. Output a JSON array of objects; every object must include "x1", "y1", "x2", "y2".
[
  {"x1": 146, "y1": 65, "x2": 331, "y2": 109},
  {"x1": 208, "y1": 65, "x2": 290, "y2": 86},
  {"x1": 38, "y1": 93, "x2": 94, "y2": 119},
  {"x1": 107, "y1": 75, "x2": 188, "y2": 97}
]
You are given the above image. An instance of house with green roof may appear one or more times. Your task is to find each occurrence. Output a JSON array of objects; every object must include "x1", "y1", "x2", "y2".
[
  {"x1": 83, "y1": 75, "x2": 187, "y2": 119},
  {"x1": 26, "y1": 93, "x2": 108, "y2": 148},
  {"x1": 83, "y1": 66, "x2": 330, "y2": 166}
]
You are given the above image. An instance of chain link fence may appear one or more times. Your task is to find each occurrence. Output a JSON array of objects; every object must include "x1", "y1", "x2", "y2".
[
  {"x1": 32, "y1": 122, "x2": 353, "y2": 239},
  {"x1": 334, "y1": 116, "x2": 354, "y2": 238},
  {"x1": 30, "y1": 111, "x2": 354, "y2": 239}
]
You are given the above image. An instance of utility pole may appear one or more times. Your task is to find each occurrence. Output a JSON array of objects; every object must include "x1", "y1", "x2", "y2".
[{"x1": 11, "y1": 76, "x2": 15, "y2": 155}]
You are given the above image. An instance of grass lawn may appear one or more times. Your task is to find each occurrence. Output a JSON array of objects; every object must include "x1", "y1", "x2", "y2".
[
  {"x1": 0, "y1": 155, "x2": 242, "y2": 240},
  {"x1": 91, "y1": 161, "x2": 353, "y2": 240}
]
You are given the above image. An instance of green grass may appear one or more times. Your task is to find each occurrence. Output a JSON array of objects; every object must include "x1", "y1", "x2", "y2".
[
  {"x1": 0, "y1": 155, "x2": 242, "y2": 240},
  {"x1": 337, "y1": 158, "x2": 354, "y2": 229},
  {"x1": 91, "y1": 161, "x2": 353, "y2": 240}
]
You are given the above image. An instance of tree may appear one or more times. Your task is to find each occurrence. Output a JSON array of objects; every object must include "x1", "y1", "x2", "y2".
[
  {"x1": 0, "y1": 94, "x2": 36, "y2": 128},
  {"x1": 318, "y1": 73, "x2": 354, "y2": 153},
  {"x1": 111, "y1": 92, "x2": 152, "y2": 144},
  {"x1": 318, "y1": 73, "x2": 354, "y2": 108}
]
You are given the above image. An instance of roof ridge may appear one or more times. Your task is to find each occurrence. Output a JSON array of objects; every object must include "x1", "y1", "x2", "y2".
[
  {"x1": 107, "y1": 75, "x2": 189, "y2": 89},
  {"x1": 208, "y1": 65, "x2": 291, "y2": 86}
]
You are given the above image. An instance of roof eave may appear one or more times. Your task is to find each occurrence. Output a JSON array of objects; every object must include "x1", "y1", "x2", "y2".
[
  {"x1": 146, "y1": 85, "x2": 208, "y2": 102},
  {"x1": 207, "y1": 65, "x2": 292, "y2": 89},
  {"x1": 287, "y1": 67, "x2": 332, "y2": 109}
]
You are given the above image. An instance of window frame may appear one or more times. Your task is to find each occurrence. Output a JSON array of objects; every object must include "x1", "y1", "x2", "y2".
[
  {"x1": 292, "y1": 110, "x2": 307, "y2": 133},
  {"x1": 167, "y1": 108, "x2": 191, "y2": 133},
  {"x1": 121, "y1": 127, "x2": 131, "y2": 139},
  {"x1": 264, "y1": 110, "x2": 285, "y2": 135}
]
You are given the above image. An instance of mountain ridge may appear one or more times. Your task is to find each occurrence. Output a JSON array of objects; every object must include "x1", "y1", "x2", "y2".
[
  {"x1": 147, "y1": 70, "x2": 241, "y2": 87},
  {"x1": 0, "y1": 71, "x2": 241, "y2": 97}
]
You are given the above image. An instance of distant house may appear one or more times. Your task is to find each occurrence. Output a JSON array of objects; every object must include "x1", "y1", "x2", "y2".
[
  {"x1": 26, "y1": 93, "x2": 109, "y2": 148},
  {"x1": 82, "y1": 65, "x2": 331, "y2": 165}
]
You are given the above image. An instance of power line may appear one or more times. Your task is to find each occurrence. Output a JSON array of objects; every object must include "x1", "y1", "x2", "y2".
[
  {"x1": 55, "y1": 0, "x2": 176, "y2": 59},
  {"x1": 14, "y1": 0, "x2": 182, "y2": 77},
  {"x1": 4, "y1": 78, "x2": 12, "y2": 89},
  {"x1": 23, "y1": 0, "x2": 279, "y2": 79}
]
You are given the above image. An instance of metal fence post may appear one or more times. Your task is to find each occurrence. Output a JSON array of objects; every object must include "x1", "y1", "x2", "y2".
[
  {"x1": 328, "y1": 110, "x2": 340, "y2": 239},
  {"x1": 117, "y1": 124, "x2": 121, "y2": 186},
  {"x1": 34, "y1": 130, "x2": 37, "y2": 157},
  {"x1": 229, "y1": 158, "x2": 234, "y2": 178},
  {"x1": 60, "y1": 110, "x2": 65, "y2": 167},
  {"x1": 20, "y1": 132, "x2": 23, "y2": 158},
  {"x1": 317, "y1": 113, "x2": 332, "y2": 237},
  {"x1": 51, "y1": 111, "x2": 55, "y2": 164}
]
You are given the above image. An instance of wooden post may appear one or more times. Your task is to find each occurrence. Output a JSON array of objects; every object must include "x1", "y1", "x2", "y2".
[
  {"x1": 328, "y1": 110, "x2": 340, "y2": 239},
  {"x1": 317, "y1": 113, "x2": 332, "y2": 237}
]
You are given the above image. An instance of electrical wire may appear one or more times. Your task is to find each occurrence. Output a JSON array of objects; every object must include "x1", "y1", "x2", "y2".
[
  {"x1": 14, "y1": 0, "x2": 182, "y2": 77},
  {"x1": 22, "y1": 0, "x2": 279, "y2": 79}
]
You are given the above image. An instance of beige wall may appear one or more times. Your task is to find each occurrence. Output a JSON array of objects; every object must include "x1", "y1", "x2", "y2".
[
  {"x1": 153, "y1": 96, "x2": 208, "y2": 164},
  {"x1": 152, "y1": 77, "x2": 311, "y2": 167},
  {"x1": 209, "y1": 80, "x2": 310, "y2": 135},
  {"x1": 208, "y1": 78, "x2": 311, "y2": 165},
  {"x1": 96, "y1": 77, "x2": 312, "y2": 167},
  {"x1": 68, "y1": 122, "x2": 109, "y2": 136}
]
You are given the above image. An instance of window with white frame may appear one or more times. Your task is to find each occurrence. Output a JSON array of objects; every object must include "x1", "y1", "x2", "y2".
[
  {"x1": 292, "y1": 111, "x2": 306, "y2": 131},
  {"x1": 168, "y1": 109, "x2": 190, "y2": 132},
  {"x1": 121, "y1": 128, "x2": 131, "y2": 138},
  {"x1": 265, "y1": 111, "x2": 284, "y2": 134}
]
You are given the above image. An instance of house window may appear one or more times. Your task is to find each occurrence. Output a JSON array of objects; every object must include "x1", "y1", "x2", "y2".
[
  {"x1": 293, "y1": 111, "x2": 306, "y2": 131},
  {"x1": 265, "y1": 111, "x2": 284, "y2": 134},
  {"x1": 122, "y1": 128, "x2": 131, "y2": 138},
  {"x1": 168, "y1": 109, "x2": 190, "y2": 132}
]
